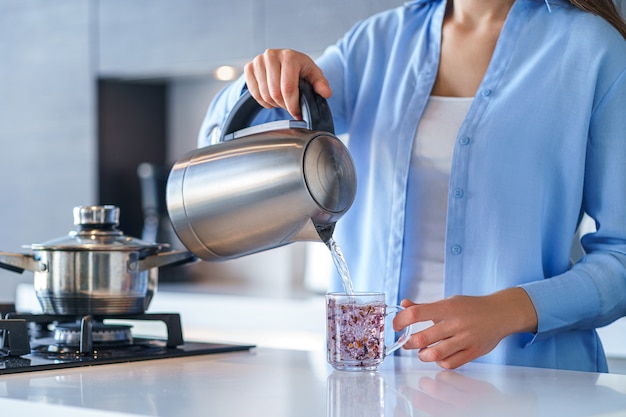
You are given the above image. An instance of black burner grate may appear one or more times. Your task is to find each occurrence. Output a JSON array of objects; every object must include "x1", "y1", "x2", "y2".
[{"x1": 0, "y1": 311, "x2": 254, "y2": 375}]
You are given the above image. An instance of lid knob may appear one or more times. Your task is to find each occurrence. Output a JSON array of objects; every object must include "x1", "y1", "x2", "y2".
[{"x1": 73, "y1": 205, "x2": 120, "y2": 227}]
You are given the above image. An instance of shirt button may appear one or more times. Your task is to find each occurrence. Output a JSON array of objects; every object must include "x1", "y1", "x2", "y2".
[
  {"x1": 453, "y1": 189, "x2": 464, "y2": 198},
  {"x1": 459, "y1": 136, "x2": 471, "y2": 145},
  {"x1": 451, "y1": 245, "x2": 462, "y2": 255},
  {"x1": 481, "y1": 89, "x2": 492, "y2": 97}
]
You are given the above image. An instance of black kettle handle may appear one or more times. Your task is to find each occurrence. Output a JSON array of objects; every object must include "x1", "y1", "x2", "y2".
[{"x1": 220, "y1": 80, "x2": 335, "y2": 140}]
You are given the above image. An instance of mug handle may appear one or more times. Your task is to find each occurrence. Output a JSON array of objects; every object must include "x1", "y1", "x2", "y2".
[{"x1": 385, "y1": 305, "x2": 411, "y2": 356}]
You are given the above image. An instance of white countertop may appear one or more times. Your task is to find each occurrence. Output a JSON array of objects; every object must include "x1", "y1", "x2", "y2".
[
  {"x1": 5, "y1": 284, "x2": 626, "y2": 416},
  {"x1": 1, "y1": 347, "x2": 626, "y2": 417},
  {"x1": 13, "y1": 283, "x2": 626, "y2": 358}
]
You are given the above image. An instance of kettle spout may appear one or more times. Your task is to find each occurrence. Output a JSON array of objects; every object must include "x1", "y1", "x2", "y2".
[
  {"x1": 290, "y1": 219, "x2": 335, "y2": 244},
  {"x1": 315, "y1": 223, "x2": 335, "y2": 244}
]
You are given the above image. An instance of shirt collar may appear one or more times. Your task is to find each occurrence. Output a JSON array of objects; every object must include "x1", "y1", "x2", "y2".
[
  {"x1": 403, "y1": 0, "x2": 559, "y2": 12},
  {"x1": 403, "y1": 0, "x2": 439, "y2": 7}
]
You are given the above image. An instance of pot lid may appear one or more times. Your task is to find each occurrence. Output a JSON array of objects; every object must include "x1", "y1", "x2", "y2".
[{"x1": 28, "y1": 205, "x2": 163, "y2": 252}]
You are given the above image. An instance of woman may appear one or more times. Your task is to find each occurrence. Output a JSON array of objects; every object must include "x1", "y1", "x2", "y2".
[{"x1": 198, "y1": 0, "x2": 626, "y2": 372}]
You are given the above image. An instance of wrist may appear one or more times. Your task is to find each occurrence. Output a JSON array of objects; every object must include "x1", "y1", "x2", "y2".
[{"x1": 493, "y1": 287, "x2": 538, "y2": 335}]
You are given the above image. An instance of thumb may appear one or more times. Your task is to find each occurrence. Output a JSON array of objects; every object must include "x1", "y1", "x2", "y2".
[
  {"x1": 300, "y1": 64, "x2": 332, "y2": 99},
  {"x1": 311, "y1": 78, "x2": 332, "y2": 99},
  {"x1": 400, "y1": 299, "x2": 417, "y2": 308}
]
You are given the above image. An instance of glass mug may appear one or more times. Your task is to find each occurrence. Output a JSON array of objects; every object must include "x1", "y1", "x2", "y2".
[{"x1": 326, "y1": 292, "x2": 411, "y2": 371}]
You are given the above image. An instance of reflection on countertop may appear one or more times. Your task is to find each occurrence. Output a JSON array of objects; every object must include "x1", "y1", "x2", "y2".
[{"x1": 2, "y1": 348, "x2": 626, "y2": 417}]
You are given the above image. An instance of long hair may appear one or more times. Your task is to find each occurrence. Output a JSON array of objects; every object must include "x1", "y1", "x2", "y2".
[{"x1": 569, "y1": 0, "x2": 626, "y2": 39}]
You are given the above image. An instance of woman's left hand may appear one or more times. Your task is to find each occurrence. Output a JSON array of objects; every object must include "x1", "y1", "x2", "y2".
[{"x1": 392, "y1": 287, "x2": 538, "y2": 369}]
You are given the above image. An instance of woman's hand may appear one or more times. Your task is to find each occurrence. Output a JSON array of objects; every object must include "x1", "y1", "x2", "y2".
[
  {"x1": 243, "y1": 49, "x2": 332, "y2": 120},
  {"x1": 393, "y1": 287, "x2": 538, "y2": 369}
]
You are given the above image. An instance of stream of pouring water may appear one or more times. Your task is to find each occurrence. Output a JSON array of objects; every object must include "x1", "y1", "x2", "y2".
[{"x1": 326, "y1": 237, "x2": 354, "y2": 295}]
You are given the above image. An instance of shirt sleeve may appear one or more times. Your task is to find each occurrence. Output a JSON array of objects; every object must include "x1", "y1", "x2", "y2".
[
  {"x1": 197, "y1": 77, "x2": 247, "y2": 148},
  {"x1": 520, "y1": 66, "x2": 626, "y2": 343}
]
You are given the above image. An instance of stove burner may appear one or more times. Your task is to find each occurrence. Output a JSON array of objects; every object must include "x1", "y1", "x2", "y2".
[
  {"x1": 54, "y1": 322, "x2": 133, "y2": 346},
  {"x1": 0, "y1": 311, "x2": 255, "y2": 375}
]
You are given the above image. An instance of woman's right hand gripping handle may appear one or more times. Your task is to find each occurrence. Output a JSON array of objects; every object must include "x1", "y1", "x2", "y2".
[{"x1": 243, "y1": 49, "x2": 332, "y2": 121}]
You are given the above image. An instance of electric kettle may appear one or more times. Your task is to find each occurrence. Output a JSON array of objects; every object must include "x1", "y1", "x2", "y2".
[{"x1": 166, "y1": 80, "x2": 357, "y2": 261}]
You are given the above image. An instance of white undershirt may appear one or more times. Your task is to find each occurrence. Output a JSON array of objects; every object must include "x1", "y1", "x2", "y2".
[{"x1": 399, "y1": 96, "x2": 473, "y2": 304}]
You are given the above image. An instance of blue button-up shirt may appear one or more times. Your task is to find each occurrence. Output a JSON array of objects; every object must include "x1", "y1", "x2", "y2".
[{"x1": 199, "y1": 0, "x2": 626, "y2": 372}]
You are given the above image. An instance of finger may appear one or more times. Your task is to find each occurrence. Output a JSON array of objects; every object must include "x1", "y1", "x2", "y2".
[
  {"x1": 435, "y1": 349, "x2": 476, "y2": 370},
  {"x1": 417, "y1": 335, "x2": 461, "y2": 363},
  {"x1": 400, "y1": 298, "x2": 416, "y2": 308},
  {"x1": 286, "y1": 51, "x2": 331, "y2": 99},
  {"x1": 418, "y1": 339, "x2": 473, "y2": 370},
  {"x1": 393, "y1": 302, "x2": 437, "y2": 332},
  {"x1": 279, "y1": 59, "x2": 302, "y2": 119},
  {"x1": 264, "y1": 50, "x2": 289, "y2": 110},
  {"x1": 244, "y1": 59, "x2": 275, "y2": 109},
  {"x1": 302, "y1": 64, "x2": 332, "y2": 99},
  {"x1": 254, "y1": 49, "x2": 285, "y2": 107},
  {"x1": 243, "y1": 62, "x2": 263, "y2": 106},
  {"x1": 286, "y1": 54, "x2": 331, "y2": 118},
  {"x1": 402, "y1": 323, "x2": 443, "y2": 350},
  {"x1": 311, "y1": 77, "x2": 332, "y2": 99}
]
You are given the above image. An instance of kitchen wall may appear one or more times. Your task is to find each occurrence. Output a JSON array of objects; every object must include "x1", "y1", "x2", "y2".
[
  {"x1": 0, "y1": 1, "x2": 97, "y2": 301},
  {"x1": 0, "y1": 0, "x2": 403, "y2": 302}
]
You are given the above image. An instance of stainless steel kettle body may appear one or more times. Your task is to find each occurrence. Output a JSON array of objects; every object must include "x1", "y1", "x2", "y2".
[{"x1": 166, "y1": 81, "x2": 356, "y2": 261}]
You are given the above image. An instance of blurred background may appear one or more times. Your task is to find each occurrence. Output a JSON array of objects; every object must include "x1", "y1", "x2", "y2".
[{"x1": 0, "y1": 0, "x2": 404, "y2": 301}]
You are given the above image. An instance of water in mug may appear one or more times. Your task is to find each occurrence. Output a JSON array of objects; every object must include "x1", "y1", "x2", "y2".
[{"x1": 326, "y1": 295, "x2": 386, "y2": 369}]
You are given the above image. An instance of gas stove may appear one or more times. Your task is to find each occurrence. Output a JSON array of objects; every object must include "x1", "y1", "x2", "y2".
[{"x1": 0, "y1": 303, "x2": 254, "y2": 375}]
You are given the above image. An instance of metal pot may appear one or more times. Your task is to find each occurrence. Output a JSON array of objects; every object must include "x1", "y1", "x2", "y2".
[
  {"x1": 166, "y1": 80, "x2": 357, "y2": 261},
  {"x1": 0, "y1": 205, "x2": 196, "y2": 315}
]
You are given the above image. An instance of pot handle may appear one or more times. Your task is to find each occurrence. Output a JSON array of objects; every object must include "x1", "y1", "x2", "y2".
[
  {"x1": 134, "y1": 250, "x2": 197, "y2": 272},
  {"x1": 219, "y1": 79, "x2": 335, "y2": 141},
  {"x1": 0, "y1": 252, "x2": 45, "y2": 274}
]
